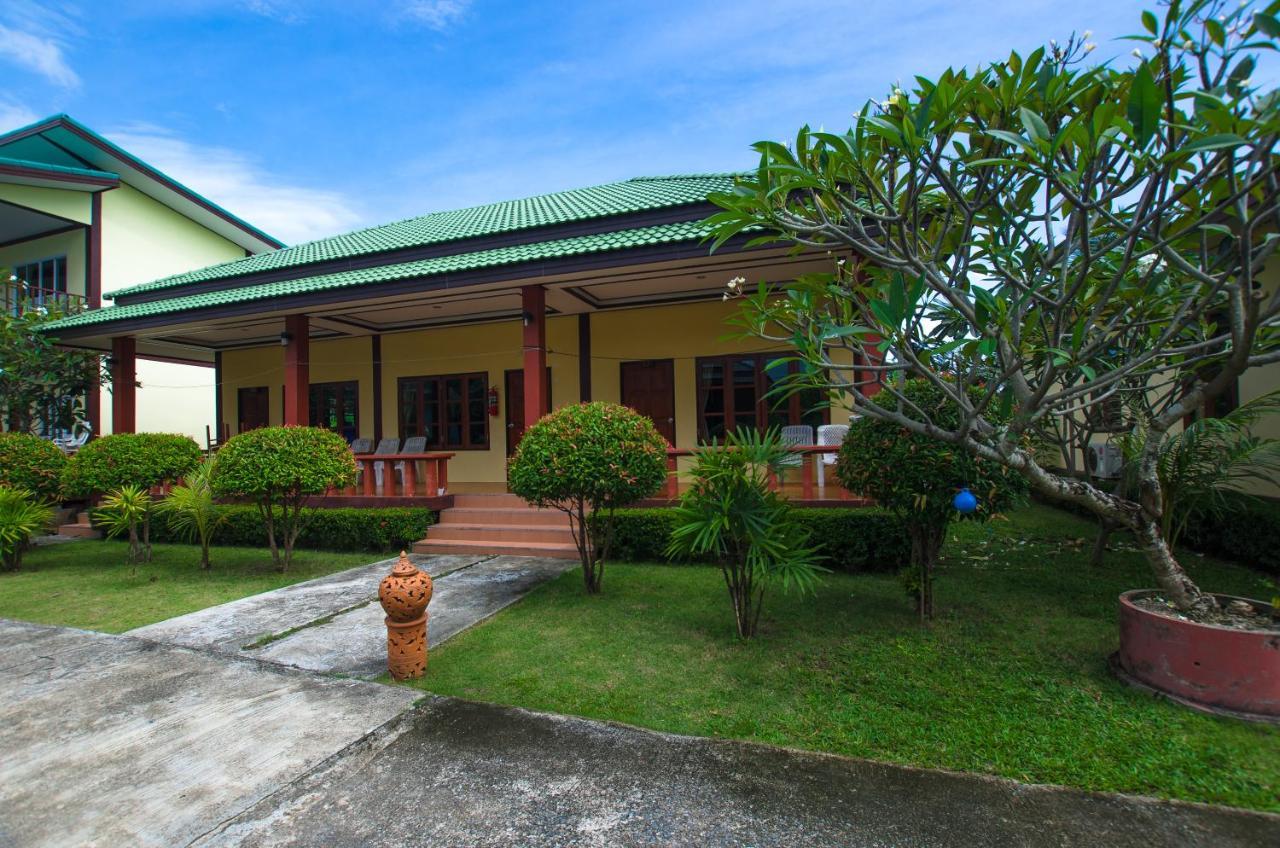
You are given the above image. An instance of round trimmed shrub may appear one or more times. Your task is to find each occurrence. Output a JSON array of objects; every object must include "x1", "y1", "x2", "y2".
[
  {"x1": 836, "y1": 379, "x2": 1027, "y2": 619},
  {"x1": 0, "y1": 432, "x2": 68, "y2": 500},
  {"x1": 62, "y1": 432, "x2": 202, "y2": 497},
  {"x1": 508, "y1": 402, "x2": 668, "y2": 593},
  {"x1": 212, "y1": 426, "x2": 357, "y2": 571}
]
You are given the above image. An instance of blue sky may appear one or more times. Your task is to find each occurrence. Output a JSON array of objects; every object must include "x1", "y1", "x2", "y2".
[{"x1": 0, "y1": 1, "x2": 1182, "y2": 244}]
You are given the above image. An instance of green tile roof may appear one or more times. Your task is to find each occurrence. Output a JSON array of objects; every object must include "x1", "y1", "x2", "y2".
[
  {"x1": 0, "y1": 154, "x2": 118, "y2": 182},
  {"x1": 43, "y1": 218, "x2": 719, "y2": 333},
  {"x1": 109, "y1": 173, "x2": 741, "y2": 300}
]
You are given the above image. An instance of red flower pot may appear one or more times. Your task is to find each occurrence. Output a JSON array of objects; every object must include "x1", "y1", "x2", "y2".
[{"x1": 1113, "y1": 589, "x2": 1280, "y2": 723}]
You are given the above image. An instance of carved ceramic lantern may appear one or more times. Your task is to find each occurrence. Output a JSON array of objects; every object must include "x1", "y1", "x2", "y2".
[{"x1": 378, "y1": 551, "x2": 433, "y2": 680}]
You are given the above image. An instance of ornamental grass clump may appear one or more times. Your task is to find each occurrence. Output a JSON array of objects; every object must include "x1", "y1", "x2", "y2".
[
  {"x1": 507, "y1": 402, "x2": 668, "y2": 594},
  {"x1": 211, "y1": 426, "x2": 356, "y2": 572},
  {"x1": 0, "y1": 486, "x2": 54, "y2": 571},
  {"x1": 836, "y1": 380, "x2": 1027, "y2": 621},
  {"x1": 667, "y1": 428, "x2": 823, "y2": 639},
  {"x1": 155, "y1": 460, "x2": 225, "y2": 570},
  {"x1": 94, "y1": 484, "x2": 152, "y2": 570}
]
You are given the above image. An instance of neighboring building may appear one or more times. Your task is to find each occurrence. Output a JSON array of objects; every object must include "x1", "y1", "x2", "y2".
[
  {"x1": 38, "y1": 173, "x2": 874, "y2": 488},
  {"x1": 0, "y1": 114, "x2": 281, "y2": 441}
]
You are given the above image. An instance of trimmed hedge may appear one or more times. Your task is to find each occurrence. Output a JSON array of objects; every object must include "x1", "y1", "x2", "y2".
[
  {"x1": 1180, "y1": 495, "x2": 1280, "y2": 577},
  {"x1": 604, "y1": 507, "x2": 911, "y2": 573},
  {"x1": 1035, "y1": 489, "x2": 1280, "y2": 577},
  {"x1": 0, "y1": 432, "x2": 67, "y2": 501},
  {"x1": 141, "y1": 505, "x2": 434, "y2": 553}
]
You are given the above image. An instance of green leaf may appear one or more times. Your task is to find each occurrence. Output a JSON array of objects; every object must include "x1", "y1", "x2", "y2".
[
  {"x1": 1182, "y1": 133, "x2": 1249, "y2": 152},
  {"x1": 1126, "y1": 63, "x2": 1161, "y2": 148},
  {"x1": 1206, "y1": 18, "x2": 1226, "y2": 47},
  {"x1": 1255, "y1": 12, "x2": 1280, "y2": 38},
  {"x1": 1141, "y1": 10, "x2": 1158, "y2": 34},
  {"x1": 1019, "y1": 107, "x2": 1051, "y2": 143}
]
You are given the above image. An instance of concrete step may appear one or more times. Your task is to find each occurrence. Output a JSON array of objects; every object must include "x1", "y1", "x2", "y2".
[
  {"x1": 437, "y1": 507, "x2": 571, "y2": 527},
  {"x1": 412, "y1": 538, "x2": 579, "y2": 559},
  {"x1": 426, "y1": 523, "x2": 576, "y2": 544},
  {"x1": 449, "y1": 493, "x2": 537, "y2": 509},
  {"x1": 57, "y1": 513, "x2": 100, "y2": 539}
]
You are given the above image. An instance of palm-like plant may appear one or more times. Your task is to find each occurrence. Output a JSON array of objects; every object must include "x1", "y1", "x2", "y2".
[
  {"x1": 155, "y1": 461, "x2": 224, "y2": 570},
  {"x1": 0, "y1": 486, "x2": 54, "y2": 571},
  {"x1": 94, "y1": 484, "x2": 152, "y2": 570},
  {"x1": 1118, "y1": 391, "x2": 1280, "y2": 553},
  {"x1": 667, "y1": 428, "x2": 823, "y2": 638}
]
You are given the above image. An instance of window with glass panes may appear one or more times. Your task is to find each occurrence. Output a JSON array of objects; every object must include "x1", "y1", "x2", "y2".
[
  {"x1": 695, "y1": 354, "x2": 827, "y2": 442},
  {"x1": 398, "y1": 372, "x2": 488, "y2": 449},
  {"x1": 13, "y1": 256, "x2": 68, "y2": 298},
  {"x1": 308, "y1": 381, "x2": 359, "y2": 441}
]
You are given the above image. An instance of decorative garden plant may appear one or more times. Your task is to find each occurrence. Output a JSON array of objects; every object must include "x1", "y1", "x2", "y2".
[
  {"x1": 156, "y1": 460, "x2": 226, "y2": 570},
  {"x1": 0, "y1": 487, "x2": 54, "y2": 572},
  {"x1": 64, "y1": 432, "x2": 202, "y2": 563},
  {"x1": 667, "y1": 428, "x2": 823, "y2": 638},
  {"x1": 212, "y1": 426, "x2": 356, "y2": 572},
  {"x1": 708, "y1": 0, "x2": 1280, "y2": 619},
  {"x1": 508, "y1": 402, "x2": 668, "y2": 594},
  {"x1": 836, "y1": 380, "x2": 1027, "y2": 621}
]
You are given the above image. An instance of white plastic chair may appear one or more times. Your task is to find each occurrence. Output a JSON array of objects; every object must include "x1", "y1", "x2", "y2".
[
  {"x1": 779, "y1": 425, "x2": 813, "y2": 464},
  {"x1": 816, "y1": 423, "x2": 851, "y2": 488},
  {"x1": 371, "y1": 438, "x2": 400, "y2": 490}
]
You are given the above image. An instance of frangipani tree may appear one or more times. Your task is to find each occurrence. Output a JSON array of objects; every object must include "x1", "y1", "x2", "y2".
[{"x1": 708, "y1": 0, "x2": 1280, "y2": 616}]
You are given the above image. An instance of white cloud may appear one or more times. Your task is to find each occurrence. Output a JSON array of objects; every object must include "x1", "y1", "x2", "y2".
[
  {"x1": 0, "y1": 99, "x2": 38, "y2": 133},
  {"x1": 107, "y1": 127, "x2": 364, "y2": 245},
  {"x1": 0, "y1": 24, "x2": 79, "y2": 88},
  {"x1": 397, "y1": 0, "x2": 470, "y2": 30},
  {"x1": 242, "y1": 0, "x2": 306, "y2": 24}
]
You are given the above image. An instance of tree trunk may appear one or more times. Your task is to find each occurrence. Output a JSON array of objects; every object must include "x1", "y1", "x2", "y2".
[
  {"x1": 1089, "y1": 523, "x2": 1114, "y2": 569},
  {"x1": 909, "y1": 522, "x2": 946, "y2": 623},
  {"x1": 142, "y1": 512, "x2": 152, "y2": 563},
  {"x1": 1016, "y1": 450, "x2": 1211, "y2": 615},
  {"x1": 260, "y1": 502, "x2": 281, "y2": 569}
]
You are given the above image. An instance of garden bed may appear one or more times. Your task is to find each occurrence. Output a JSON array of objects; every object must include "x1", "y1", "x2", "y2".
[{"x1": 406, "y1": 504, "x2": 1280, "y2": 812}]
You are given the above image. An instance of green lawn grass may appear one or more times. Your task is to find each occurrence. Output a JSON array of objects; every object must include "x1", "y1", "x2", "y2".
[
  {"x1": 408, "y1": 504, "x2": 1280, "y2": 811},
  {"x1": 0, "y1": 541, "x2": 375, "y2": 632}
]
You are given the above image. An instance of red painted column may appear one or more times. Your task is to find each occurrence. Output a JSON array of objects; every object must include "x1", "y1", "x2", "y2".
[
  {"x1": 283, "y1": 314, "x2": 309, "y2": 426},
  {"x1": 110, "y1": 336, "x2": 136, "y2": 434},
  {"x1": 522, "y1": 286, "x2": 548, "y2": 426}
]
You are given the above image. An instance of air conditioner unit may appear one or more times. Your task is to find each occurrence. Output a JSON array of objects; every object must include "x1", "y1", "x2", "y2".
[{"x1": 1086, "y1": 443, "x2": 1124, "y2": 479}]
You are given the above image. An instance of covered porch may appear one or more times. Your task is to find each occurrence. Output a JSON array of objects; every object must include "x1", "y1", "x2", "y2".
[{"x1": 47, "y1": 224, "x2": 881, "y2": 509}]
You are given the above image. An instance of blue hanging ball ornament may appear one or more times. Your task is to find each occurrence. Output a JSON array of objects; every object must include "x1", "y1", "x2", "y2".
[{"x1": 953, "y1": 487, "x2": 978, "y2": 514}]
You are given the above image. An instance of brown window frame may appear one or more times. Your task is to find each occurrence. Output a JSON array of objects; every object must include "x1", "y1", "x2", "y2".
[
  {"x1": 397, "y1": 371, "x2": 490, "y2": 450},
  {"x1": 308, "y1": 380, "x2": 360, "y2": 441},
  {"x1": 695, "y1": 353, "x2": 829, "y2": 442}
]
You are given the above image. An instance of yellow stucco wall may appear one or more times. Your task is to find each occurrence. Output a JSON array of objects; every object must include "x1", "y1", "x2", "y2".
[
  {"x1": 0, "y1": 184, "x2": 92, "y2": 225},
  {"x1": 97, "y1": 183, "x2": 249, "y2": 441},
  {"x1": 219, "y1": 299, "x2": 856, "y2": 483}
]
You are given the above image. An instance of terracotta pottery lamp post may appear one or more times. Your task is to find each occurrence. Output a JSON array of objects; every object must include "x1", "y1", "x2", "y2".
[{"x1": 378, "y1": 551, "x2": 433, "y2": 680}]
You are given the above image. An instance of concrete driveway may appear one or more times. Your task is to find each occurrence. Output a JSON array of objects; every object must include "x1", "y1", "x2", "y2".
[{"x1": 0, "y1": 619, "x2": 417, "y2": 848}]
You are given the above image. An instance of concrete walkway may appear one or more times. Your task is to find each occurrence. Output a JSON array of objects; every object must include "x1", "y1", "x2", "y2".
[
  {"x1": 0, "y1": 619, "x2": 417, "y2": 848},
  {"x1": 127, "y1": 554, "x2": 576, "y2": 677}
]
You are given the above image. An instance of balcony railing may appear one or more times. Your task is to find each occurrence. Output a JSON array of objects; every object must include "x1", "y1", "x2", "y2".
[
  {"x1": 344, "y1": 451, "x2": 456, "y2": 498},
  {"x1": 664, "y1": 445, "x2": 863, "y2": 502},
  {"x1": 4, "y1": 282, "x2": 87, "y2": 316}
]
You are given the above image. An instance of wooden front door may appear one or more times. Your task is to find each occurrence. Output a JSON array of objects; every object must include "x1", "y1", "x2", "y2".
[
  {"x1": 621, "y1": 359, "x2": 675, "y2": 444},
  {"x1": 237, "y1": 386, "x2": 270, "y2": 433},
  {"x1": 504, "y1": 368, "x2": 551, "y2": 456}
]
